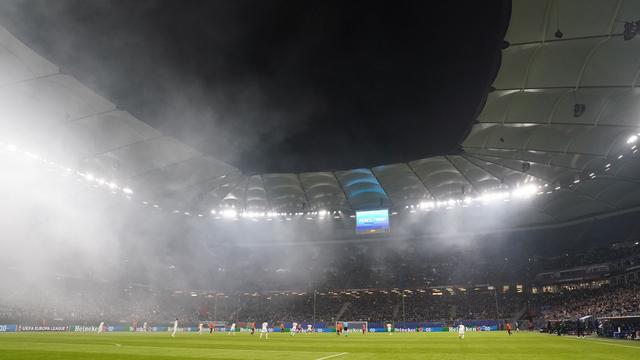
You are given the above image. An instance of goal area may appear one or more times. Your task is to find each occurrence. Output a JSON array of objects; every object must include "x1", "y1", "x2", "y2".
[{"x1": 336, "y1": 321, "x2": 368, "y2": 333}]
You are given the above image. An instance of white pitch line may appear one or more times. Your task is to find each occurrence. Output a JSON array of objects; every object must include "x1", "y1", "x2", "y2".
[
  {"x1": 113, "y1": 343, "x2": 122, "y2": 347},
  {"x1": 565, "y1": 337, "x2": 640, "y2": 350},
  {"x1": 315, "y1": 352, "x2": 348, "y2": 360}
]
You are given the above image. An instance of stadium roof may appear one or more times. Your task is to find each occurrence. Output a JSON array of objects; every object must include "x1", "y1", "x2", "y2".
[{"x1": 1, "y1": 0, "x2": 640, "y2": 229}]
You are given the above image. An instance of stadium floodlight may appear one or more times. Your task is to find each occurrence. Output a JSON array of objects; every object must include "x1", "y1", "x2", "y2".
[
  {"x1": 123, "y1": 187, "x2": 134, "y2": 194},
  {"x1": 318, "y1": 209, "x2": 327, "y2": 216},
  {"x1": 222, "y1": 209, "x2": 237, "y2": 218},
  {"x1": 618, "y1": 155, "x2": 624, "y2": 159},
  {"x1": 481, "y1": 191, "x2": 510, "y2": 202},
  {"x1": 627, "y1": 134, "x2": 638, "y2": 144},
  {"x1": 85, "y1": 173, "x2": 95, "y2": 182},
  {"x1": 108, "y1": 182, "x2": 117, "y2": 190},
  {"x1": 511, "y1": 184, "x2": 538, "y2": 199},
  {"x1": 420, "y1": 201, "x2": 434, "y2": 209},
  {"x1": 24, "y1": 151, "x2": 39, "y2": 160},
  {"x1": 210, "y1": 209, "x2": 216, "y2": 214}
]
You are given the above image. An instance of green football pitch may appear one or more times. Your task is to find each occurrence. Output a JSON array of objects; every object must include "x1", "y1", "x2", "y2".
[{"x1": 0, "y1": 331, "x2": 639, "y2": 360}]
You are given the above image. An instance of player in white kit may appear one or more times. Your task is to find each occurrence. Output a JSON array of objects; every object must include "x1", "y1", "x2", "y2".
[
  {"x1": 259, "y1": 321, "x2": 269, "y2": 339},
  {"x1": 290, "y1": 322, "x2": 297, "y2": 336},
  {"x1": 97, "y1": 322, "x2": 104, "y2": 334},
  {"x1": 198, "y1": 323, "x2": 203, "y2": 335},
  {"x1": 171, "y1": 318, "x2": 178, "y2": 337},
  {"x1": 143, "y1": 322, "x2": 148, "y2": 332},
  {"x1": 386, "y1": 323, "x2": 392, "y2": 335},
  {"x1": 228, "y1": 323, "x2": 236, "y2": 335},
  {"x1": 458, "y1": 324, "x2": 465, "y2": 339},
  {"x1": 307, "y1": 324, "x2": 312, "y2": 334}
]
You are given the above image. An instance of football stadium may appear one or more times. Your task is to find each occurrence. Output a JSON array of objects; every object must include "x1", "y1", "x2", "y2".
[{"x1": 1, "y1": 0, "x2": 640, "y2": 359}]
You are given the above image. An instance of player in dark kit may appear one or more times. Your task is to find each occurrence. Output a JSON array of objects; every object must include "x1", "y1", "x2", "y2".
[
  {"x1": 208, "y1": 321, "x2": 214, "y2": 335},
  {"x1": 250, "y1": 322, "x2": 256, "y2": 335}
]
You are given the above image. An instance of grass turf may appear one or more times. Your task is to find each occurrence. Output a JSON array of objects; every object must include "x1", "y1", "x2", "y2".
[{"x1": 0, "y1": 331, "x2": 639, "y2": 360}]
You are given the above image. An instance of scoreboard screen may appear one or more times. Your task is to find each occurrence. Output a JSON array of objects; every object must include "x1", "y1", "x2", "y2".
[{"x1": 355, "y1": 209, "x2": 390, "y2": 234}]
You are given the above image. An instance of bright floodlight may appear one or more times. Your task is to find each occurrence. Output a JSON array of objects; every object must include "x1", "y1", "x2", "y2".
[
  {"x1": 318, "y1": 209, "x2": 327, "y2": 216},
  {"x1": 85, "y1": 173, "x2": 95, "y2": 182},
  {"x1": 122, "y1": 187, "x2": 134, "y2": 194},
  {"x1": 627, "y1": 134, "x2": 638, "y2": 144},
  {"x1": 419, "y1": 201, "x2": 434, "y2": 209},
  {"x1": 222, "y1": 209, "x2": 237, "y2": 218},
  {"x1": 511, "y1": 184, "x2": 538, "y2": 198},
  {"x1": 479, "y1": 191, "x2": 509, "y2": 202}
]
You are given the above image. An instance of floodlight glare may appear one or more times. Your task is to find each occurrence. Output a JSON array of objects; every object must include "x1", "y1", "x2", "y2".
[
  {"x1": 222, "y1": 209, "x2": 237, "y2": 218},
  {"x1": 512, "y1": 184, "x2": 539, "y2": 199},
  {"x1": 627, "y1": 134, "x2": 638, "y2": 144},
  {"x1": 122, "y1": 187, "x2": 134, "y2": 194}
]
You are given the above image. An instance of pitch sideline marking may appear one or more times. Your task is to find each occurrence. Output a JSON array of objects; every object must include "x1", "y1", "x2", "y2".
[
  {"x1": 565, "y1": 337, "x2": 640, "y2": 350},
  {"x1": 113, "y1": 343, "x2": 122, "y2": 347},
  {"x1": 315, "y1": 352, "x2": 348, "y2": 360}
]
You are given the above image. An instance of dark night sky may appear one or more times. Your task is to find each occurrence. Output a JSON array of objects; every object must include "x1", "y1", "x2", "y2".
[{"x1": 0, "y1": 0, "x2": 510, "y2": 174}]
